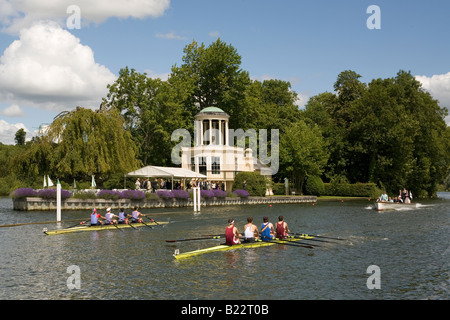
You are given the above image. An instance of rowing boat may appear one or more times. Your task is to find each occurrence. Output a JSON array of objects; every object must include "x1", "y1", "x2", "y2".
[
  {"x1": 43, "y1": 221, "x2": 169, "y2": 235},
  {"x1": 173, "y1": 235, "x2": 315, "y2": 259}
]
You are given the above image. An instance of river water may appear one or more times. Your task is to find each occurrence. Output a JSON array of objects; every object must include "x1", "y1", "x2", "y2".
[{"x1": 0, "y1": 193, "x2": 449, "y2": 300}]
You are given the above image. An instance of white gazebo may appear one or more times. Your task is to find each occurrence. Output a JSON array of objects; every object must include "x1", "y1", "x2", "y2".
[{"x1": 181, "y1": 106, "x2": 271, "y2": 192}]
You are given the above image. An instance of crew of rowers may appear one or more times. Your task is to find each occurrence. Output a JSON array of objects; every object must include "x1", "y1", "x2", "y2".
[
  {"x1": 225, "y1": 215, "x2": 290, "y2": 245},
  {"x1": 90, "y1": 206, "x2": 148, "y2": 226}
]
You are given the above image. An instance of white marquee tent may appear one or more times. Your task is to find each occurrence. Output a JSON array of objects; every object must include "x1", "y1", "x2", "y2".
[
  {"x1": 126, "y1": 166, "x2": 206, "y2": 179},
  {"x1": 124, "y1": 166, "x2": 206, "y2": 189}
]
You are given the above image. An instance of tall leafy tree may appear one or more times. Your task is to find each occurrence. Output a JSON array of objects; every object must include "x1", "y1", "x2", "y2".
[
  {"x1": 302, "y1": 92, "x2": 348, "y2": 179},
  {"x1": 14, "y1": 107, "x2": 140, "y2": 185},
  {"x1": 170, "y1": 39, "x2": 251, "y2": 129},
  {"x1": 14, "y1": 128, "x2": 26, "y2": 146},
  {"x1": 303, "y1": 69, "x2": 449, "y2": 197},
  {"x1": 279, "y1": 120, "x2": 329, "y2": 193},
  {"x1": 103, "y1": 67, "x2": 189, "y2": 165}
]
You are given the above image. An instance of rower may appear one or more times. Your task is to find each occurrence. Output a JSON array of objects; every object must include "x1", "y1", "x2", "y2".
[
  {"x1": 260, "y1": 216, "x2": 275, "y2": 241},
  {"x1": 275, "y1": 215, "x2": 290, "y2": 239},
  {"x1": 243, "y1": 216, "x2": 259, "y2": 243},
  {"x1": 104, "y1": 208, "x2": 118, "y2": 225},
  {"x1": 225, "y1": 218, "x2": 241, "y2": 245},
  {"x1": 90, "y1": 208, "x2": 104, "y2": 226},
  {"x1": 117, "y1": 208, "x2": 129, "y2": 224},
  {"x1": 131, "y1": 206, "x2": 145, "y2": 223}
]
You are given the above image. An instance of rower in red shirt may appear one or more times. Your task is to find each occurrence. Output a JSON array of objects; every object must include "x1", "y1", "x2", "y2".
[
  {"x1": 225, "y1": 218, "x2": 241, "y2": 245},
  {"x1": 276, "y1": 215, "x2": 290, "y2": 239}
]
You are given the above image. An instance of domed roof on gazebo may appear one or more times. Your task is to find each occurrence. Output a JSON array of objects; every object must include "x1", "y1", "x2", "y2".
[
  {"x1": 195, "y1": 107, "x2": 229, "y2": 118},
  {"x1": 199, "y1": 106, "x2": 226, "y2": 113}
]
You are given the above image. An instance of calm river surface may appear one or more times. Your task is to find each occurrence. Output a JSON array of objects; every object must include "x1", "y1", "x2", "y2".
[{"x1": 0, "y1": 193, "x2": 449, "y2": 300}]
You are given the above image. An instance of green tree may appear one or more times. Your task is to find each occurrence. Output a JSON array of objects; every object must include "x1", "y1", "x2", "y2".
[
  {"x1": 333, "y1": 70, "x2": 366, "y2": 127},
  {"x1": 395, "y1": 71, "x2": 449, "y2": 196},
  {"x1": 14, "y1": 128, "x2": 26, "y2": 145},
  {"x1": 279, "y1": 120, "x2": 329, "y2": 194},
  {"x1": 346, "y1": 76, "x2": 417, "y2": 188},
  {"x1": 303, "y1": 70, "x2": 449, "y2": 197},
  {"x1": 302, "y1": 92, "x2": 348, "y2": 179},
  {"x1": 170, "y1": 39, "x2": 251, "y2": 129},
  {"x1": 103, "y1": 67, "x2": 189, "y2": 165},
  {"x1": 0, "y1": 143, "x2": 24, "y2": 195},
  {"x1": 244, "y1": 79, "x2": 301, "y2": 131},
  {"x1": 14, "y1": 107, "x2": 140, "y2": 186},
  {"x1": 232, "y1": 171, "x2": 267, "y2": 197}
]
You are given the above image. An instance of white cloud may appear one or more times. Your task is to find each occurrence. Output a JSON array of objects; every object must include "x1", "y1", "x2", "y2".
[
  {"x1": 415, "y1": 72, "x2": 450, "y2": 125},
  {"x1": 156, "y1": 31, "x2": 188, "y2": 40},
  {"x1": 0, "y1": 0, "x2": 171, "y2": 34},
  {"x1": 0, "y1": 103, "x2": 24, "y2": 117},
  {"x1": 0, "y1": 20, "x2": 116, "y2": 112},
  {"x1": 0, "y1": 119, "x2": 28, "y2": 145},
  {"x1": 209, "y1": 31, "x2": 220, "y2": 38},
  {"x1": 144, "y1": 69, "x2": 170, "y2": 81},
  {"x1": 295, "y1": 91, "x2": 310, "y2": 108}
]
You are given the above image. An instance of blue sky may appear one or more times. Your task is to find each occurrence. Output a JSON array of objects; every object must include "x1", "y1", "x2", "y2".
[{"x1": 0, "y1": 0, "x2": 449, "y2": 144}]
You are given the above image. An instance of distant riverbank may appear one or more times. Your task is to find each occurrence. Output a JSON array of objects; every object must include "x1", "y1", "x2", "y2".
[{"x1": 12, "y1": 195, "x2": 317, "y2": 211}]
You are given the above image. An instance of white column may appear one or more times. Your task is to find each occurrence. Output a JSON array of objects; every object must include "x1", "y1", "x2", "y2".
[
  {"x1": 218, "y1": 120, "x2": 222, "y2": 145},
  {"x1": 209, "y1": 120, "x2": 212, "y2": 145},
  {"x1": 225, "y1": 121, "x2": 229, "y2": 146}
]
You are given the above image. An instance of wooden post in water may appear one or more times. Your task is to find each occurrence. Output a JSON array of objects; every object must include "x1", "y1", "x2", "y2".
[
  {"x1": 56, "y1": 180, "x2": 61, "y2": 222},
  {"x1": 193, "y1": 187, "x2": 201, "y2": 212}
]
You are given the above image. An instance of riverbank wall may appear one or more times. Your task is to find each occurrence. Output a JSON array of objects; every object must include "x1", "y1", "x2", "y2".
[{"x1": 13, "y1": 196, "x2": 317, "y2": 211}]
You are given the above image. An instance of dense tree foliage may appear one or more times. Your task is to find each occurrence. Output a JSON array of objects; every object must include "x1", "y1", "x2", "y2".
[
  {"x1": 2, "y1": 39, "x2": 449, "y2": 197},
  {"x1": 102, "y1": 67, "x2": 190, "y2": 166},
  {"x1": 302, "y1": 70, "x2": 450, "y2": 197},
  {"x1": 12, "y1": 107, "x2": 140, "y2": 188}
]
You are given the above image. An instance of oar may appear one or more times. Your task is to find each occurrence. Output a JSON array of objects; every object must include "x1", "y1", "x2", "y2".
[
  {"x1": 126, "y1": 220, "x2": 138, "y2": 230},
  {"x1": 145, "y1": 216, "x2": 163, "y2": 227},
  {"x1": 288, "y1": 235, "x2": 333, "y2": 243},
  {"x1": 265, "y1": 239, "x2": 315, "y2": 249},
  {"x1": 291, "y1": 233, "x2": 348, "y2": 241},
  {"x1": 66, "y1": 220, "x2": 89, "y2": 229},
  {"x1": 166, "y1": 235, "x2": 223, "y2": 243},
  {"x1": 109, "y1": 221, "x2": 124, "y2": 232},
  {"x1": 138, "y1": 217, "x2": 154, "y2": 230}
]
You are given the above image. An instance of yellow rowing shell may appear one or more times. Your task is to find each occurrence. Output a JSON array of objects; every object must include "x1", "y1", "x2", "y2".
[
  {"x1": 43, "y1": 221, "x2": 168, "y2": 235},
  {"x1": 173, "y1": 235, "x2": 315, "y2": 259}
]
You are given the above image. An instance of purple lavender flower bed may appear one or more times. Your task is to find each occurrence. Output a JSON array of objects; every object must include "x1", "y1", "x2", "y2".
[
  {"x1": 38, "y1": 188, "x2": 72, "y2": 200},
  {"x1": 213, "y1": 189, "x2": 227, "y2": 199},
  {"x1": 171, "y1": 190, "x2": 189, "y2": 199},
  {"x1": 233, "y1": 189, "x2": 250, "y2": 198},
  {"x1": 200, "y1": 190, "x2": 215, "y2": 199},
  {"x1": 14, "y1": 188, "x2": 38, "y2": 198},
  {"x1": 156, "y1": 190, "x2": 174, "y2": 199},
  {"x1": 97, "y1": 189, "x2": 123, "y2": 200},
  {"x1": 121, "y1": 189, "x2": 146, "y2": 200}
]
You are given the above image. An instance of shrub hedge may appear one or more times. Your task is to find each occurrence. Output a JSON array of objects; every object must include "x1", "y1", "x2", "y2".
[{"x1": 232, "y1": 172, "x2": 267, "y2": 197}]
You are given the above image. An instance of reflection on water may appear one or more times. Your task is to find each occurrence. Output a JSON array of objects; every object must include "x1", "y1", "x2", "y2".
[{"x1": 0, "y1": 193, "x2": 449, "y2": 299}]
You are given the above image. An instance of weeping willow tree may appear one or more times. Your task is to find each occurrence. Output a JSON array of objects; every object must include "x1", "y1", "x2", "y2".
[{"x1": 14, "y1": 107, "x2": 141, "y2": 186}]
